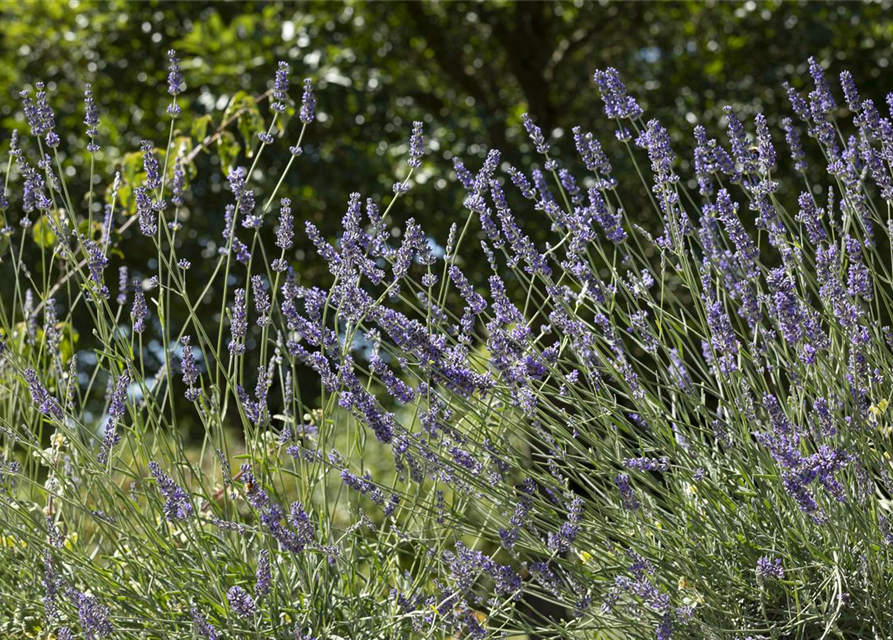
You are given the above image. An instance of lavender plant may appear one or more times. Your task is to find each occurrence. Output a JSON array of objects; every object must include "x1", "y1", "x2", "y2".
[{"x1": 1, "y1": 49, "x2": 893, "y2": 640}]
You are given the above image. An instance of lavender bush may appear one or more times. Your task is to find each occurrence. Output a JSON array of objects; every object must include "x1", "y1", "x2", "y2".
[{"x1": 1, "y1": 50, "x2": 893, "y2": 640}]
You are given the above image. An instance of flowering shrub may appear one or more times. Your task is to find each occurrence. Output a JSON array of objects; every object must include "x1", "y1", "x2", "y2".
[{"x1": 1, "y1": 50, "x2": 893, "y2": 640}]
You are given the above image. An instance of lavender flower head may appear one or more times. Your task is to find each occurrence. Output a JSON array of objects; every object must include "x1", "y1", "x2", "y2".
[
  {"x1": 67, "y1": 589, "x2": 113, "y2": 640},
  {"x1": 167, "y1": 49, "x2": 185, "y2": 95},
  {"x1": 299, "y1": 77, "x2": 316, "y2": 124},
  {"x1": 84, "y1": 83, "x2": 100, "y2": 153},
  {"x1": 255, "y1": 549, "x2": 271, "y2": 596},
  {"x1": 408, "y1": 121, "x2": 424, "y2": 168},
  {"x1": 25, "y1": 368, "x2": 64, "y2": 421},
  {"x1": 782, "y1": 117, "x2": 808, "y2": 172},
  {"x1": 623, "y1": 457, "x2": 670, "y2": 472},
  {"x1": 171, "y1": 155, "x2": 186, "y2": 206},
  {"x1": 228, "y1": 288, "x2": 247, "y2": 355},
  {"x1": 226, "y1": 585, "x2": 257, "y2": 619},
  {"x1": 141, "y1": 140, "x2": 161, "y2": 191},
  {"x1": 275, "y1": 197, "x2": 294, "y2": 251},
  {"x1": 272, "y1": 61, "x2": 290, "y2": 113},
  {"x1": 181, "y1": 335, "x2": 200, "y2": 401},
  {"x1": 99, "y1": 371, "x2": 130, "y2": 464},
  {"x1": 167, "y1": 49, "x2": 185, "y2": 116},
  {"x1": 522, "y1": 113, "x2": 550, "y2": 155},
  {"x1": 135, "y1": 187, "x2": 157, "y2": 236},
  {"x1": 131, "y1": 285, "x2": 148, "y2": 334},
  {"x1": 148, "y1": 461, "x2": 193, "y2": 521},
  {"x1": 756, "y1": 556, "x2": 785, "y2": 580},
  {"x1": 116, "y1": 266, "x2": 129, "y2": 305},
  {"x1": 840, "y1": 70, "x2": 860, "y2": 112},
  {"x1": 85, "y1": 240, "x2": 109, "y2": 300},
  {"x1": 35, "y1": 82, "x2": 59, "y2": 148},
  {"x1": 593, "y1": 67, "x2": 643, "y2": 120},
  {"x1": 614, "y1": 473, "x2": 640, "y2": 511},
  {"x1": 190, "y1": 608, "x2": 218, "y2": 640},
  {"x1": 807, "y1": 56, "x2": 836, "y2": 114}
]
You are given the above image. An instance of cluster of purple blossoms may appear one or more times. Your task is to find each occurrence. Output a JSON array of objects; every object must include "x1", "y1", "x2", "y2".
[
  {"x1": 66, "y1": 588, "x2": 113, "y2": 640},
  {"x1": 255, "y1": 549, "x2": 271, "y2": 596},
  {"x1": 589, "y1": 188, "x2": 627, "y2": 243},
  {"x1": 756, "y1": 556, "x2": 785, "y2": 580},
  {"x1": 171, "y1": 155, "x2": 186, "y2": 207},
  {"x1": 547, "y1": 494, "x2": 584, "y2": 553},
  {"x1": 614, "y1": 473, "x2": 639, "y2": 511},
  {"x1": 226, "y1": 585, "x2": 257, "y2": 619},
  {"x1": 623, "y1": 457, "x2": 670, "y2": 472},
  {"x1": 602, "y1": 549, "x2": 672, "y2": 638},
  {"x1": 180, "y1": 336, "x2": 200, "y2": 401},
  {"x1": 445, "y1": 542, "x2": 522, "y2": 598},
  {"x1": 98, "y1": 371, "x2": 129, "y2": 464},
  {"x1": 116, "y1": 266, "x2": 129, "y2": 305},
  {"x1": 141, "y1": 140, "x2": 162, "y2": 191},
  {"x1": 521, "y1": 113, "x2": 550, "y2": 155},
  {"x1": 24, "y1": 368, "x2": 64, "y2": 422},
  {"x1": 408, "y1": 120, "x2": 424, "y2": 168},
  {"x1": 131, "y1": 284, "x2": 148, "y2": 334},
  {"x1": 166, "y1": 49, "x2": 185, "y2": 116},
  {"x1": 340, "y1": 469, "x2": 400, "y2": 516},
  {"x1": 83, "y1": 83, "x2": 100, "y2": 152},
  {"x1": 782, "y1": 117, "x2": 808, "y2": 172},
  {"x1": 228, "y1": 288, "x2": 247, "y2": 355},
  {"x1": 238, "y1": 366, "x2": 270, "y2": 426},
  {"x1": 190, "y1": 608, "x2": 218, "y2": 640},
  {"x1": 500, "y1": 478, "x2": 534, "y2": 550},
  {"x1": 299, "y1": 77, "x2": 316, "y2": 124},
  {"x1": 135, "y1": 186, "x2": 157, "y2": 236},
  {"x1": 271, "y1": 61, "x2": 290, "y2": 113},
  {"x1": 148, "y1": 462, "x2": 193, "y2": 521},
  {"x1": 593, "y1": 67, "x2": 643, "y2": 122},
  {"x1": 84, "y1": 240, "x2": 109, "y2": 300},
  {"x1": 703, "y1": 297, "x2": 739, "y2": 376},
  {"x1": 251, "y1": 275, "x2": 271, "y2": 326},
  {"x1": 43, "y1": 549, "x2": 62, "y2": 621},
  {"x1": 21, "y1": 81, "x2": 60, "y2": 147},
  {"x1": 756, "y1": 396, "x2": 851, "y2": 520},
  {"x1": 274, "y1": 197, "x2": 294, "y2": 253}
]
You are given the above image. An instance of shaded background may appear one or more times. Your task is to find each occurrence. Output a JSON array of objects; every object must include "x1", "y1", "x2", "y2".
[{"x1": 2, "y1": 0, "x2": 892, "y2": 434}]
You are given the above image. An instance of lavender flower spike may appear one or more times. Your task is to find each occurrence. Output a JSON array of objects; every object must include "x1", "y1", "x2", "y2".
[
  {"x1": 299, "y1": 77, "x2": 316, "y2": 124},
  {"x1": 522, "y1": 113, "x2": 550, "y2": 155},
  {"x1": 227, "y1": 585, "x2": 257, "y2": 619},
  {"x1": 25, "y1": 369, "x2": 64, "y2": 421},
  {"x1": 190, "y1": 608, "x2": 219, "y2": 640},
  {"x1": 166, "y1": 49, "x2": 185, "y2": 116},
  {"x1": 255, "y1": 549, "x2": 271, "y2": 596},
  {"x1": 408, "y1": 121, "x2": 424, "y2": 168},
  {"x1": 84, "y1": 83, "x2": 100, "y2": 153},
  {"x1": 756, "y1": 556, "x2": 785, "y2": 580},
  {"x1": 593, "y1": 67, "x2": 643, "y2": 120},
  {"x1": 148, "y1": 461, "x2": 193, "y2": 521},
  {"x1": 228, "y1": 288, "x2": 247, "y2": 355},
  {"x1": 272, "y1": 61, "x2": 290, "y2": 113}
]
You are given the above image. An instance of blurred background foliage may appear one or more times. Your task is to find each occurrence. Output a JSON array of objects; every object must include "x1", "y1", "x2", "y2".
[
  {"x1": 2, "y1": 0, "x2": 893, "y2": 435},
  {"x1": 5, "y1": 1, "x2": 893, "y2": 244}
]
